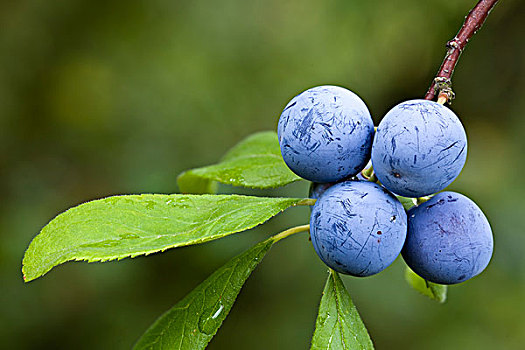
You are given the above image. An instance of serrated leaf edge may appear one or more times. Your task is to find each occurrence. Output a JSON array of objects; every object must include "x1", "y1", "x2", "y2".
[{"x1": 22, "y1": 195, "x2": 306, "y2": 282}]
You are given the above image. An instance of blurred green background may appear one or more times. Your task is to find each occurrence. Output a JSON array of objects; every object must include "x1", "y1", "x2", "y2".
[{"x1": 1, "y1": 0, "x2": 524, "y2": 348}]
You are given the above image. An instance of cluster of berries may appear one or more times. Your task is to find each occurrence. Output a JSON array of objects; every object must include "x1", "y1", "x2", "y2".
[{"x1": 277, "y1": 86, "x2": 493, "y2": 284}]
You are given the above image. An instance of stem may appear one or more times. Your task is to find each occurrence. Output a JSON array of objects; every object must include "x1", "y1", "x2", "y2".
[
  {"x1": 361, "y1": 166, "x2": 378, "y2": 183},
  {"x1": 424, "y1": 0, "x2": 499, "y2": 103},
  {"x1": 437, "y1": 93, "x2": 449, "y2": 105},
  {"x1": 298, "y1": 198, "x2": 317, "y2": 206},
  {"x1": 416, "y1": 196, "x2": 431, "y2": 205},
  {"x1": 272, "y1": 224, "x2": 310, "y2": 243},
  {"x1": 362, "y1": 166, "x2": 374, "y2": 178}
]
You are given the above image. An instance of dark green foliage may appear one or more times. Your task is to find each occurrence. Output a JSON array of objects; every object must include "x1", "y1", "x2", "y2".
[
  {"x1": 178, "y1": 132, "x2": 301, "y2": 193},
  {"x1": 134, "y1": 238, "x2": 274, "y2": 349},
  {"x1": 311, "y1": 270, "x2": 374, "y2": 349}
]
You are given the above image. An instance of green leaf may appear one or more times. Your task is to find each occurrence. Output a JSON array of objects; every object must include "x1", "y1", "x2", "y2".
[
  {"x1": 404, "y1": 266, "x2": 447, "y2": 303},
  {"x1": 22, "y1": 194, "x2": 306, "y2": 282},
  {"x1": 176, "y1": 173, "x2": 218, "y2": 195},
  {"x1": 134, "y1": 237, "x2": 274, "y2": 350},
  {"x1": 396, "y1": 195, "x2": 416, "y2": 211},
  {"x1": 177, "y1": 131, "x2": 302, "y2": 193},
  {"x1": 311, "y1": 270, "x2": 374, "y2": 350}
]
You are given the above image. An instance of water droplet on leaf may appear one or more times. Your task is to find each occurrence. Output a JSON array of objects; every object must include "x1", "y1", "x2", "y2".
[{"x1": 198, "y1": 302, "x2": 224, "y2": 335}]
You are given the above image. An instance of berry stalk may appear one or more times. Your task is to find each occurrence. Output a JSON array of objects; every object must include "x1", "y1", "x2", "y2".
[
  {"x1": 272, "y1": 224, "x2": 310, "y2": 243},
  {"x1": 424, "y1": 0, "x2": 499, "y2": 103}
]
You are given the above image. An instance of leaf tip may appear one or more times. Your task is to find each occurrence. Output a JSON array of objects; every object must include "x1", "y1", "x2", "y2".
[
  {"x1": 21, "y1": 266, "x2": 34, "y2": 283},
  {"x1": 21, "y1": 257, "x2": 31, "y2": 283}
]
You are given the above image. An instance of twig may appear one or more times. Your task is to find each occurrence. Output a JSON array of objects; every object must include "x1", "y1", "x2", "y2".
[{"x1": 424, "y1": 0, "x2": 499, "y2": 103}]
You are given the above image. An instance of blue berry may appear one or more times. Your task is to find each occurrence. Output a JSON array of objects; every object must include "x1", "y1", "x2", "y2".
[
  {"x1": 371, "y1": 99, "x2": 467, "y2": 197},
  {"x1": 310, "y1": 181, "x2": 407, "y2": 277},
  {"x1": 308, "y1": 162, "x2": 372, "y2": 200},
  {"x1": 403, "y1": 192, "x2": 493, "y2": 284},
  {"x1": 278, "y1": 86, "x2": 374, "y2": 183},
  {"x1": 309, "y1": 182, "x2": 334, "y2": 200}
]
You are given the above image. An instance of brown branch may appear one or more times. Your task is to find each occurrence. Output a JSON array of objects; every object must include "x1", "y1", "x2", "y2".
[{"x1": 424, "y1": 0, "x2": 499, "y2": 103}]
